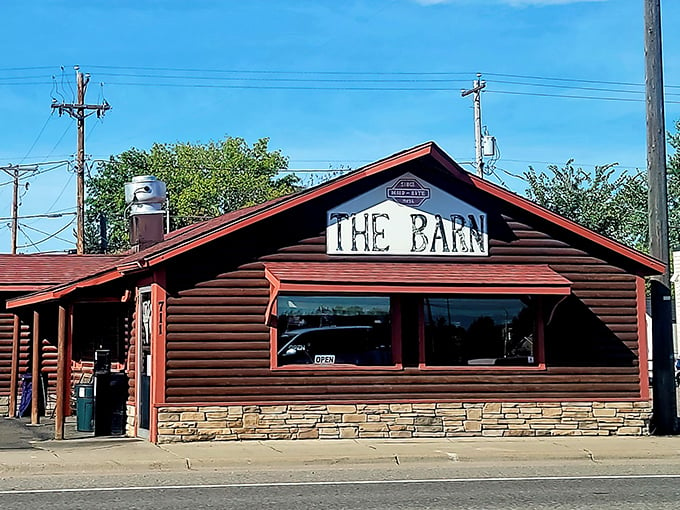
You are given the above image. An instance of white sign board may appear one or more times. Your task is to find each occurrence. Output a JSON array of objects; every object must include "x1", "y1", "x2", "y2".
[{"x1": 327, "y1": 173, "x2": 487, "y2": 256}]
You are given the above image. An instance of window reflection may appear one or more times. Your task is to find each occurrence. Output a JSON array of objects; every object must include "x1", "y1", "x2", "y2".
[
  {"x1": 424, "y1": 297, "x2": 535, "y2": 366},
  {"x1": 276, "y1": 296, "x2": 392, "y2": 366}
]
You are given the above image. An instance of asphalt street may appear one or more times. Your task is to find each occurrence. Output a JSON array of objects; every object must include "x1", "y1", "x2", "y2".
[{"x1": 2, "y1": 471, "x2": 680, "y2": 510}]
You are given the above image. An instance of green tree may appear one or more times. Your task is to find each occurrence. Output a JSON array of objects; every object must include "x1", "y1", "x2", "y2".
[
  {"x1": 665, "y1": 120, "x2": 680, "y2": 251},
  {"x1": 85, "y1": 137, "x2": 298, "y2": 253},
  {"x1": 523, "y1": 161, "x2": 648, "y2": 251}
]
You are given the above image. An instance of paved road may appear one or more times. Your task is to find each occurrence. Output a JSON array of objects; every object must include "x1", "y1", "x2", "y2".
[
  {"x1": 2, "y1": 474, "x2": 679, "y2": 509},
  {"x1": 2, "y1": 462, "x2": 680, "y2": 510}
]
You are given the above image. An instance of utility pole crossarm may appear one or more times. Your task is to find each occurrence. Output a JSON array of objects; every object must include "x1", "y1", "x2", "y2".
[
  {"x1": 51, "y1": 67, "x2": 111, "y2": 254},
  {"x1": 460, "y1": 81, "x2": 486, "y2": 97},
  {"x1": 51, "y1": 102, "x2": 111, "y2": 118}
]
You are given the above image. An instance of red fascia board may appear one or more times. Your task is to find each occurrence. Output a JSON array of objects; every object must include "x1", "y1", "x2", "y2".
[
  {"x1": 275, "y1": 282, "x2": 571, "y2": 295},
  {"x1": 6, "y1": 269, "x2": 123, "y2": 309},
  {"x1": 144, "y1": 144, "x2": 439, "y2": 267},
  {"x1": 469, "y1": 175, "x2": 665, "y2": 274}
]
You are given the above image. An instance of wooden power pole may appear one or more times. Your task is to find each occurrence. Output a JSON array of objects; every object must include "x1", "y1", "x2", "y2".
[
  {"x1": 0, "y1": 164, "x2": 38, "y2": 254},
  {"x1": 461, "y1": 75, "x2": 487, "y2": 178},
  {"x1": 52, "y1": 66, "x2": 110, "y2": 254},
  {"x1": 644, "y1": 0, "x2": 677, "y2": 434}
]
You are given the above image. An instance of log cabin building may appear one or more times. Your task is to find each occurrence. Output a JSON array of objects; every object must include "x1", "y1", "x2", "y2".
[
  {"x1": 2, "y1": 142, "x2": 662, "y2": 442},
  {"x1": 0, "y1": 255, "x2": 124, "y2": 418}
]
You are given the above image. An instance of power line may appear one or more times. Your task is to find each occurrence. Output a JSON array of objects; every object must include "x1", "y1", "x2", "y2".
[
  {"x1": 486, "y1": 89, "x2": 680, "y2": 104},
  {"x1": 19, "y1": 218, "x2": 76, "y2": 247},
  {"x1": 44, "y1": 171, "x2": 75, "y2": 214},
  {"x1": 44, "y1": 120, "x2": 75, "y2": 160},
  {"x1": 18, "y1": 111, "x2": 55, "y2": 164},
  {"x1": 95, "y1": 71, "x2": 470, "y2": 84},
  {"x1": 105, "y1": 81, "x2": 457, "y2": 91},
  {"x1": 16, "y1": 224, "x2": 37, "y2": 252},
  {"x1": 84, "y1": 64, "x2": 476, "y2": 76},
  {"x1": 487, "y1": 78, "x2": 680, "y2": 97}
]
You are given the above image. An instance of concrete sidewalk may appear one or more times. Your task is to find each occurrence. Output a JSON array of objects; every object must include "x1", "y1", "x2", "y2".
[{"x1": 1, "y1": 433, "x2": 680, "y2": 475}]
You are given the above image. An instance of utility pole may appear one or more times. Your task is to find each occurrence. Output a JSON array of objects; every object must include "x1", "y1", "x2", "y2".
[
  {"x1": 0, "y1": 164, "x2": 37, "y2": 254},
  {"x1": 644, "y1": 0, "x2": 677, "y2": 435},
  {"x1": 461, "y1": 74, "x2": 487, "y2": 178},
  {"x1": 52, "y1": 66, "x2": 110, "y2": 254}
]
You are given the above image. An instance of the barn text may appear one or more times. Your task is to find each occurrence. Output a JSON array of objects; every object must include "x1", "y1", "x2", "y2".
[{"x1": 328, "y1": 212, "x2": 486, "y2": 255}]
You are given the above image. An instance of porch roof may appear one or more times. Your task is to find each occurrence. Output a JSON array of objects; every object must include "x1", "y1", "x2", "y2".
[{"x1": 0, "y1": 254, "x2": 123, "y2": 292}]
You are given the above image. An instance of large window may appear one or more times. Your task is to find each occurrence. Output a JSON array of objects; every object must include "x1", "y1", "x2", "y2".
[
  {"x1": 424, "y1": 296, "x2": 536, "y2": 366},
  {"x1": 276, "y1": 295, "x2": 393, "y2": 367}
]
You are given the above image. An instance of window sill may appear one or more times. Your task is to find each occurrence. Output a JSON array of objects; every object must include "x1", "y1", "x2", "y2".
[
  {"x1": 417, "y1": 363, "x2": 547, "y2": 371},
  {"x1": 272, "y1": 363, "x2": 404, "y2": 371}
]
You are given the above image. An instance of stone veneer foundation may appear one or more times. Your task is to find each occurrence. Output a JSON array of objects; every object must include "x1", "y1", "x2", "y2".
[
  {"x1": 0, "y1": 396, "x2": 9, "y2": 417},
  {"x1": 155, "y1": 401, "x2": 652, "y2": 443},
  {"x1": 126, "y1": 403, "x2": 136, "y2": 437}
]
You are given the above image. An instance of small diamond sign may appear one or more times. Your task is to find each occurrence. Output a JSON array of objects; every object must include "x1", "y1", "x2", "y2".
[{"x1": 386, "y1": 178, "x2": 431, "y2": 207}]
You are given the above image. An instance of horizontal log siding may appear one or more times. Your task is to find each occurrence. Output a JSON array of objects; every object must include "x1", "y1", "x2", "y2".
[
  {"x1": 164, "y1": 212, "x2": 643, "y2": 404},
  {"x1": 0, "y1": 313, "x2": 29, "y2": 397}
]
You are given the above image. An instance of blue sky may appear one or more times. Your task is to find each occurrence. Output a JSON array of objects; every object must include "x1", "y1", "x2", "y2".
[{"x1": 1, "y1": 0, "x2": 679, "y2": 253}]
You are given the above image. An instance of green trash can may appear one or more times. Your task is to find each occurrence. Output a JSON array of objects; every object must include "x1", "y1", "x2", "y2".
[{"x1": 75, "y1": 383, "x2": 94, "y2": 432}]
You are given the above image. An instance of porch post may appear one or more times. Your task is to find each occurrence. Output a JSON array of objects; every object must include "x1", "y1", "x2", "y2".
[
  {"x1": 8, "y1": 315, "x2": 20, "y2": 418},
  {"x1": 55, "y1": 305, "x2": 67, "y2": 439},
  {"x1": 31, "y1": 309, "x2": 40, "y2": 425}
]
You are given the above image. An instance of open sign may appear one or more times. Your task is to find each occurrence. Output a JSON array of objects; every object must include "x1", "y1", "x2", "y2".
[{"x1": 314, "y1": 355, "x2": 336, "y2": 365}]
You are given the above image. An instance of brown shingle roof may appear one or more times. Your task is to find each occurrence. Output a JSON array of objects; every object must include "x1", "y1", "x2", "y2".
[{"x1": 0, "y1": 254, "x2": 123, "y2": 290}]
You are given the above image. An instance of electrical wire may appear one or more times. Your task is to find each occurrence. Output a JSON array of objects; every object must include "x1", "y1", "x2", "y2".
[
  {"x1": 44, "y1": 169, "x2": 75, "y2": 214},
  {"x1": 495, "y1": 166, "x2": 529, "y2": 182},
  {"x1": 84, "y1": 64, "x2": 475, "y2": 76},
  {"x1": 17, "y1": 217, "x2": 75, "y2": 249},
  {"x1": 487, "y1": 89, "x2": 672, "y2": 103},
  {"x1": 486, "y1": 78, "x2": 680, "y2": 97},
  {"x1": 16, "y1": 224, "x2": 38, "y2": 251},
  {"x1": 482, "y1": 71, "x2": 680, "y2": 90},
  {"x1": 44, "y1": 120, "x2": 75, "y2": 160},
  {"x1": 18, "y1": 111, "x2": 55, "y2": 164},
  {"x1": 0, "y1": 66, "x2": 63, "y2": 71},
  {"x1": 95, "y1": 71, "x2": 470, "y2": 84},
  {"x1": 104, "y1": 81, "x2": 456, "y2": 91}
]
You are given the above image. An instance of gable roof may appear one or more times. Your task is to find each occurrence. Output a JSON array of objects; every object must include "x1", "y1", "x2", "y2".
[{"x1": 5, "y1": 141, "x2": 663, "y2": 309}]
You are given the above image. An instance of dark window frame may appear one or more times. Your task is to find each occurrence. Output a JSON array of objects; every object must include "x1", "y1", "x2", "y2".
[
  {"x1": 416, "y1": 295, "x2": 546, "y2": 371},
  {"x1": 269, "y1": 291, "x2": 546, "y2": 372},
  {"x1": 270, "y1": 293, "x2": 403, "y2": 371}
]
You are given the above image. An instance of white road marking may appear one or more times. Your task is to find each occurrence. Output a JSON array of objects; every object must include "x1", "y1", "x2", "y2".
[
  {"x1": 0, "y1": 474, "x2": 680, "y2": 495},
  {"x1": 2, "y1": 474, "x2": 680, "y2": 495}
]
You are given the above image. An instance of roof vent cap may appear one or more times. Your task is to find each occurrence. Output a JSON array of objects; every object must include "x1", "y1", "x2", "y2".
[{"x1": 125, "y1": 175, "x2": 166, "y2": 215}]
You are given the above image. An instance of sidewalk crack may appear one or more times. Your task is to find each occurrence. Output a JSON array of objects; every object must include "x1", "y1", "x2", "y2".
[
  {"x1": 259, "y1": 441, "x2": 282, "y2": 454},
  {"x1": 583, "y1": 448, "x2": 597, "y2": 462},
  {"x1": 32, "y1": 445, "x2": 60, "y2": 459}
]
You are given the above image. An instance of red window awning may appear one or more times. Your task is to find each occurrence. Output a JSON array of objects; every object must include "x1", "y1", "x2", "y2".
[{"x1": 263, "y1": 262, "x2": 572, "y2": 295}]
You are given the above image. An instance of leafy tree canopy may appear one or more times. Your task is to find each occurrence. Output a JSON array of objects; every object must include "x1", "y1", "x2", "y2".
[
  {"x1": 523, "y1": 160, "x2": 648, "y2": 251},
  {"x1": 665, "y1": 120, "x2": 680, "y2": 251},
  {"x1": 523, "y1": 135, "x2": 680, "y2": 253},
  {"x1": 85, "y1": 137, "x2": 298, "y2": 253}
]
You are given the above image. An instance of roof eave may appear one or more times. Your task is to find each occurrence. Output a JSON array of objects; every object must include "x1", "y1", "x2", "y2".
[
  {"x1": 468, "y1": 174, "x2": 665, "y2": 275},
  {"x1": 6, "y1": 269, "x2": 125, "y2": 309}
]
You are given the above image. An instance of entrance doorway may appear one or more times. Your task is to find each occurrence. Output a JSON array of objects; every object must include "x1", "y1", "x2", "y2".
[{"x1": 137, "y1": 287, "x2": 152, "y2": 439}]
